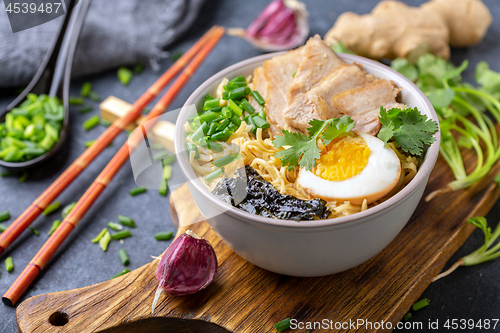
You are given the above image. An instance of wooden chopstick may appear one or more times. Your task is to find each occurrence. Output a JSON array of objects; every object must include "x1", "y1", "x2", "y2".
[
  {"x1": 2, "y1": 26, "x2": 225, "y2": 307},
  {"x1": 0, "y1": 26, "x2": 219, "y2": 256}
]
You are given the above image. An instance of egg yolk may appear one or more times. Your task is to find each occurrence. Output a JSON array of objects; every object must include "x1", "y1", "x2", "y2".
[{"x1": 315, "y1": 134, "x2": 371, "y2": 181}]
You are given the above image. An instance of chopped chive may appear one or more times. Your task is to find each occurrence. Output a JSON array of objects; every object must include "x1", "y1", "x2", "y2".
[
  {"x1": 81, "y1": 82, "x2": 92, "y2": 97},
  {"x1": 228, "y1": 99, "x2": 243, "y2": 117},
  {"x1": 99, "y1": 118, "x2": 112, "y2": 127},
  {"x1": 170, "y1": 51, "x2": 183, "y2": 61},
  {"x1": 5, "y1": 257, "x2": 14, "y2": 272},
  {"x1": 134, "y1": 63, "x2": 144, "y2": 74},
  {"x1": 43, "y1": 201, "x2": 61, "y2": 216},
  {"x1": 163, "y1": 165, "x2": 172, "y2": 180},
  {"x1": 47, "y1": 220, "x2": 61, "y2": 235},
  {"x1": 110, "y1": 230, "x2": 132, "y2": 240},
  {"x1": 107, "y1": 222, "x2": 123, "y2": 231},
  {"x1": 119, "y1": 248, "x2": 130, "y2": 266},
  {"x1": 129, "y1": 187, "x2": 146, "y2": 196},
  {"x1": 84, "y1": 140, "x2": 95, "y2": 148},
  {"x1": 212, "y1": 153, "x2": 242, "y2": 168},
  {"x1": 204, "y1": 168, "x2": 223, "y2": 182},
  {"x1": 251, "y1": 91, "x2": 265, "y2": 106},
  {"x1": 111, "y1": 268, "x2": 131, "y2": 279},
  {"x1": 274, "y1": 318, "x2": 291, "y2": 332},
  {"x1": 154, "y1": 231, "x2": 173, "y2": 241},
  {"x1": 412, "y1": 298, "x2": 430, "y2": 311},
  {"x1": 0, "y1": 223, "x2": 7, "y2": 233},
  {"x1": 0, "y1": 210, "x2": 10, "y2": 222},
  {"x1": 69, "y1": 97, "x2": 84, "y2": 105},
  {"x1": 78, "y1": 106, "x2": 93, "y2": 114},
  {"x1": 91, "y1": 228, "x2": 108, "y2": 243},
  {"x1": 118, "y1": 215, "x2": 136, "y2": 228},
  {"x1": 19, "y1": 171, "x2": 28, "y2": 183},
  {"x1": 89, "y1": 91, "x2": 101, "y2": 102},
  {"x1": 403, "y1": 312, "x2": 412, "y2": 321},
  {"x1": 117, "y1": 67, "x2": 133, "y2": 85},
  {"x1": 99, "y1": 231, "x2": 111, "y2": 251},
  {"x1": 28, "y1": 226, "x2": 40, "y2": 236},
  {"x1": 186, "y1": 143, "x2": 200, "y2": 159},
  {"x1": 61, "y1": 202, "x2": 76, "y2": 219},
  {"x1": 158, "y1": 180, "x2": 168, "y2": 196},
  {"x1": 83, "y1": 115, "x2": 100, "y2": 131}
]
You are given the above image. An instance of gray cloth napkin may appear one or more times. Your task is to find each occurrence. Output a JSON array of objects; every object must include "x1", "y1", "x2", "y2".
[{"x1": 0, "y1": 0, "x2": 206, "y2": 88}]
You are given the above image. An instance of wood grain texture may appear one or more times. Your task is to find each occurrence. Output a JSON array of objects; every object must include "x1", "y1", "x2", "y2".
[{"x1": 16, "y1": 152, "x2": 500, "y2": 332}]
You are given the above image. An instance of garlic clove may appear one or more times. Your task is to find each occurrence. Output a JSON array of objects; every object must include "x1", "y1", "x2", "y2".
[
  {"x1": 152, "y1": 230, "x2": 218, "y2": 314},
  {"x1": 227, "y1": 0, "x2": 309, "y2": 52}
]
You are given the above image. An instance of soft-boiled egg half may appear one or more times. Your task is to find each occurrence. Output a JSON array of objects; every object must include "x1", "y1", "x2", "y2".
[{"x1": 297, "y1": 132, "x2": 401, "y2": 205}]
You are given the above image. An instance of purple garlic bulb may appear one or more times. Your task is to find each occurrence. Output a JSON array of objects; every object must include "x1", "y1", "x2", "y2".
[{"x1": 152, "y1": 230, "x2": 218, "y2": 314}]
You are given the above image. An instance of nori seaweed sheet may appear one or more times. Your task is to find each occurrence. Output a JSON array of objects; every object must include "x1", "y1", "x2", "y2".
[{"x1": 212, "y1": 165, "x2": 330, "y2": 221}]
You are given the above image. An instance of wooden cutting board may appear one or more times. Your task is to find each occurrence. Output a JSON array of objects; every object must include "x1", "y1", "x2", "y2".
[{"x1": 15, "y1": 150, "x2": 500, "y2": 332}]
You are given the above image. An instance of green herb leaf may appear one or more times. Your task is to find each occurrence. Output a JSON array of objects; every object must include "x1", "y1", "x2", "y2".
[
  {"x1": 390, "y1": 58, "x2": 418, "y2": 82},
  {"x1": 425, "y1": 88, "x2": 455, "y2": 108},
  {"x1": 273, "y1": 117, "x2": 354, "y2": 171},
  {"x1": 331, "y1": 41, "x2": 356, "y2": 55},
  {"x1": 378, "y1": 106, "x2": 438, "y2": 156},
  {"x1": 117, "y1": 67, "x2": 133, "y2": 85}
]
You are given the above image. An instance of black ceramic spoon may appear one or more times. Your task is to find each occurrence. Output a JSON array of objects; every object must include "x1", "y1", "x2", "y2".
[{"x1": 0, "y1": 0, "x2": 90, "y2": 170}]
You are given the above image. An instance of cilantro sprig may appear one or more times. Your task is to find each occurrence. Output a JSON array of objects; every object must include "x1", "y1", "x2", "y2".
[
  {"x1": 272, "y1": 116, "x2": 354, "y2": 171},
  {"x1": 377, "y1": 106, "x2": 438, "y2": 156}
]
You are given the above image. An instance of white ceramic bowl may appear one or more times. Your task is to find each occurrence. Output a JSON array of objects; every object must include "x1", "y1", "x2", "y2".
[{"x1": 175, "y1": 53, "x2": 440, "y2": 277}]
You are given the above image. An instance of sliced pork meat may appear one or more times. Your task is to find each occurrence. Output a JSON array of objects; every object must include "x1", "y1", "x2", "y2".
[
  {"x1": 331, "y1": 79, "x2": 405, "y2": 135},
  {"x1": 284, "y1": 35, "x2": 346, "y2": 132},
  {"x1": 263, "y1": 48, "x2": 304, "y2": 135}
]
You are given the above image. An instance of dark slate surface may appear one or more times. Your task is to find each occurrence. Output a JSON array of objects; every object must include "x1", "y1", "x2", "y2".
[{"x1": 1, "y1": 0, "x2": 499, "y2": 332}]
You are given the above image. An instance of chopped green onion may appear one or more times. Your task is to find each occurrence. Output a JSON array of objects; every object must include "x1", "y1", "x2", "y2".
[
  {"x1": 200, "y1": 111, "x2": 220, "y2": 123},
  {"x1": 258, "y1": 109, "x2": 266, "y2": 120},
  {"x1": 43, "y1": 201, "x2": 60, "y2": 216},
  {"x1": 110, "y1": 230, "x2": 132, "y2": 240},
  {"x1": 84, "y1": 140, "x2": 95, "y2": 148},
  {"x1": 89, "y1": 91, "x2": 101, "y2": 102},
  {"x1": 119, "y1": 248, "x2": 130, "y2": 266},
  {"x1": 206, "y1": 122, "x2": 219, "y2": 136},
  {"x1": 213, "y1": 153, "x2": 242, "y2": 168},
  {"x1": 204, "y1": 168, "x2": 223, "y2": 182},
  {"x1": 274, "y1": 318, "x2": 291, "y2": 332},
  {"x1": 0, "y1": 210, "x2": 10, "y2": 222},
  {"x1": 154, "y1": 231, "x2": 173, "y2": 241},
  {"x1": 204, "y1": 94, "x2": 214, "y2": 101},
  {"x1": 81, "y1": 82, "x2": 92, "y2": 97},
  {"x1": 5, "y1": 257, "x2": 14, "y2": 272},
  {"x1": 111, "y1": 268, "x2": 131, "y2": 279},
  {"x1": 134, "y1": 63, "x2": 144, "y2": 74},
  {"x1": 412, "y1": 298, "x2": 430, "y2": 311},
  {"x1": 61, "y1": 202, "x2": 76, "y2": 219},
  {"x1": 217, "y1": 119, "x2": 230, "y2": 132},
  {"x1": 403, "y1": 313, "x2": 412, "y2": 321},
  {"x1": 117, "y1": 67, "x2": 133, "y2": 85},
  {"x1": 251, "y1": 91, "x2": 265, "y2": 106},
  {"x1": 1, "y1": 171, "x2": 17, "y2": 177},
  {"x1": 186, "y1": 143, "x2": 200, "y2": 159},
  {"x1": 163, "y1": 165, "x2": 172, "y2": 180},
  {"x1": 228, "y1": 99, "x2": 243, "y2": 117},
  {"x1": 129, "y1": 187, "x2": 146, "y2": 196},
  {"x1": 69, "y1": 97, "x2": 84, "y2": 105},
  {"x1": 19, "y1": 172, "x2": 28, "y2": 182},
  {"x1": 222, "y1": 91, "x2": 229, "y2": 100},
  {"x1": 28, "y1": 226, "x2": 40, "y2": 236},
  {"x1": 240, "y1": 99, "x2": 255, "y2": 114},
  {"x1": 191, "y1": 122, "x2": 208, "y2": 143},
  {"x1": 222, "y1": 107, "x2": 232, "y2": 118},
  {"x1": 227, "y1": 87, "x2": 248, "y2": 100},
  {"x1": 151, "y1": 142, "x2": 164, "y2": 150},
  {"x1": 107, "y1": 222, "x2": 123, "y2": 231},
  {"x1": 153, "y1": 151, "x2": 172, "y2": 162},
  {"x1": 0, "y1": 223, "x2": 7, "y2": 233},
  {"x1": 78, "y1": 106, "x2": 93, "y2": 114},
  {"x1": 99, "y1": 231, "x2": 111, "y2": 251},
  {"x1": 83, "y1": 116, "x2": 100, "y2": 131},
  {"x1": 47, "y1": 220, "x2": 61, "y2": 235},
  {"x1": 230, "y1": 116, "x2": 242, "y2": 128},
  {"x1": 229, "y1": 76, "x2": 246, "y2": 83},
  {"x1": 159, "y1": 180, "x2": 168, "y2": 196},
  {"x1": 91, "y1": 228, "x2": 108, "y2": 243},
  {"x1": 203, "y1": 99, "x2": 220, "y2": 110},
  {"x1": 199, "y1": 138, "x2": 223, "y2": 152},
  {"x1": 252, "y1": 115, "x2": 270, "y2": 130},
  {"x1": 118, "y1": 215, "x2": 136, "y2": 228}
]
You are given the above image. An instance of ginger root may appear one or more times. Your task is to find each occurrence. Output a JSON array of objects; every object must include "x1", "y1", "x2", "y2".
[{"x1": 325, "y1": 0, "x2": 492, "y2": 61}]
